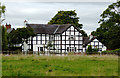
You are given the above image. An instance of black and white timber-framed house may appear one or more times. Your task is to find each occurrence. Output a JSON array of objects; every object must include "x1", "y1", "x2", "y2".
[
  {"x1": 22, "y1": 23, "x2": 107, "y2": 53},
  {"x1": 83, "y1": 35, "x2": 107, "y2": 52},
  {"x1": 23, "y1": 24, "x2": 84, "y2": 53}
]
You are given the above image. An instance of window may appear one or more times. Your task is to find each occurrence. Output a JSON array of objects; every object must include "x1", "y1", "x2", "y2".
[
  {"x1": 68, "y1": 35, "x2": 76, "y2": 40},
  {"x1": 67, "y1": 47, "x2": 76, "y2": 52},
  {"x1": 50, "y1": 35, "x2": 54, "y2": 41},
  {"x1": 42, "y1": 35, "x2": 45, "y2": 40},
  {"x1": 38, "y1": 36, "x2": 41, "y2": 40},
  {"x1": 40, "y1": 47, "x2": 43, "y2": 51}
]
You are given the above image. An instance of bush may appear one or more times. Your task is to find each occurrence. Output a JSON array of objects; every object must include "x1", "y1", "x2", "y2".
[
  {"x1": 86, "y1": 45, "x2": 92, "y2": 53},
  {"x1": 102, "y1": 48, "x2": 120, "y2": 55},
  {"x1": 14, "y1": 49, "x2": 22, "y2": 54},
  {"x1": 86, "y1": 45, "x2": 98, "y2": 54},
  {"x1": 92, "y1": 48, "x2": 98, "y2": 54},
  {"x1": 8, "y1": 47, "x2": 21, "y2": 51}
]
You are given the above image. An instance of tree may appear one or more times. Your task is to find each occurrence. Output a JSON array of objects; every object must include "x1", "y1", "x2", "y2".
[
  {"x1": 86, "y1": 45, "x2": 92, "y2": 54},
  {"x1": 48, "y1": 10, "x2": 87, "y2": 36},
  {"x1": 0, "y1": 2, "x2": 6, "y2": 24},
  {"x1": 92, "y1": 1, "x2": 120, "y2": 50},
  {"x1": 0, "y1": 3, "x2": 6, "y2": 51},
  {"x1": 2, "y1": 26, "x2": 8, "y2": 50},
  {"x1": 48, "y1": 10, "x2": 83, "y2": 29},
  {"x1": 80, "y1": 30, "x2": 88, "y2": 37},
  {"x1": 8, "y1": 27, "x2": 35, "y2": 47}
]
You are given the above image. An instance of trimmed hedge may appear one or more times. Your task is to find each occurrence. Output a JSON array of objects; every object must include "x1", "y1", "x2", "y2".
[{"x1": 102, "y1": 48, "x2": 120, "y2": 55}]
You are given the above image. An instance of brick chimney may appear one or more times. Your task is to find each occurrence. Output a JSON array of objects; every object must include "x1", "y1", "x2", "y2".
[{"x1": 5, "y1": 23, "x2": 11, "y2": 30}]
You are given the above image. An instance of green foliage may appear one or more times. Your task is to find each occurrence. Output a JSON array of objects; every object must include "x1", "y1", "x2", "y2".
[
  {"x1": 47, "y1": 41, "x2": 53, "y2": 48},
  {"x1": 0, "y1": 2, "x2": 6, "y2": 24},
  {"x1": 102, "y1": 48, "x2": 120, "y2": 54},
  {"x1": 8, "y1": 47, "x2": 21, "y2": 51},
  {"x1": 92, "y1": 1, "x2": 120, "y2": 50},
  {"x1": 48, "y1": 10, "x2": 83, "y2": 29},
  {"x1": 86, "y1": 45, "x2": 98, "y2": 54},
  {"x1": 2, "y1": 55, "x2": 118, "y2": 76},
  {"x1": 86, "y1": 45, "x2": 92, "y2": 53},
  {"x1": 0, "y1": 3, "x2": 6, "y2": 51},
  {"x1": 48, "y1": 10, "x2": 88, "y2": 37},
  {"x1": 45, "y1": 41, "x2": 55, "y2": 50},
  {"x1": 92, "y1": 48, "x2": 98, "y2": 54},
  {"x1": 2, "y1": 26, "x2": 8, "y2": 50},
  {"x1": 7, "y1": 27, "x2": 35, "y2": 46},
  {"x1": 80, "y1": 30, "x2": 88, "y2": 37}
]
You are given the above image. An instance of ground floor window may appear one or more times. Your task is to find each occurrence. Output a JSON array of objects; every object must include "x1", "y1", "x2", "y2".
[
  {"x1": 38, "y1": 47, "x2": 43, "y2": 51},
  {"x1": 67, "y1": 47, "x2": 76, "y2": 52}
]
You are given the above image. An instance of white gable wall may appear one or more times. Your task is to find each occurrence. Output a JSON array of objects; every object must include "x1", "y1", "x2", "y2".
[
  {"x1": 86, "y1": 39, "x2": 107, "y2": 52},
  {"x1": 61, "y1": 25, "x2": 83, "y2": 53}
]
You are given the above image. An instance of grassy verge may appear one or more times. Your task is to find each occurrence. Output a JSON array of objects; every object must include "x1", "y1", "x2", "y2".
[{"x1": 2, "y1": 55, "x2": 118, "y2": 76}]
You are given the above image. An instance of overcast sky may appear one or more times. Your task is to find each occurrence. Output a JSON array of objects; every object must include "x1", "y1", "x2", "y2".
[{"x1": 1, "y1": 0, "x2": 117, "y2": 35}]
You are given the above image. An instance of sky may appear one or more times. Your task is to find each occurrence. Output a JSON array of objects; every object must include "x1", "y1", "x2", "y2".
[{"x1": 1, "y1": 0, "x2": 117, "y2": 35}]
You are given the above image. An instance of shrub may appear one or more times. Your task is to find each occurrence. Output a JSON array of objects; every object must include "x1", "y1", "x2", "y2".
[
  {"x1": 14, "y1": 49, "x2": 22, "y2": 54},
  {"x1": 86, "y1": 45, "x2": 98, "y2": 54},
  {"x1": 102, "y1": 48, "x2": 120, "y2": 55},
  {"x1": 92, "y1": 48, "x2": 98, "y2": 54},
  {"x1": 86, "y1": 45, "x2": 92, "y2": 53}
]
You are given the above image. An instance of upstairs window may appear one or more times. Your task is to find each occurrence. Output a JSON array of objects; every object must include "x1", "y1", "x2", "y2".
[
  {"x1": 68, "y1": 35, "x2": 76, "y2": 40},
  {"x1": 50, "y1": 35, "x2": 54, "y2": 41}
]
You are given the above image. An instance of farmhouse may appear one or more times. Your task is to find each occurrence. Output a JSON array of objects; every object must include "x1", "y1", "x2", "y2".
[
  {"x1": 83, "y1": 35, "x2": 106, "y2": 52},
  {"x1": 22, "y1": 23, "x2": 106, "y2": 53}
]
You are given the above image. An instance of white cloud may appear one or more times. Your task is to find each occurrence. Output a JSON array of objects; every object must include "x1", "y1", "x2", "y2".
[{"x1": 2, "y1": 2, "x2": 115, "y2": 35}]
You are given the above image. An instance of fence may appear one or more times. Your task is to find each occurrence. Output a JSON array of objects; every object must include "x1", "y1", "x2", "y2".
[{"x1": 1, "y1": 51, "x2": 120, "y2": 56}]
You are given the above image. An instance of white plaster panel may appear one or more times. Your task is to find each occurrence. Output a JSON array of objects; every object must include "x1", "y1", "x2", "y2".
[
  {"x1": 95, "y1": 42, "x2": 98, "y2": 45},
  {"x1": 33, "y1": 37, "x2": 36, "y2": 40},
  {"x1": 71, "y1": 41, "x2": 74, "y2": 44},
  {"x1": 62, "y1": 32, "x2": 65, "y2": 35},
  {"x1": 79, "y1": 41, "x2": 83, "y2": 44},
  {"x1": 71, "y1": 26, "x2": 74, "y2": 30},
  {"x1": 62, "y1": 41, "x2": 65, "y2": 44},
  {"x1": 71, "y1": 32, "x2": 74, "y2": 35},
  {"x1": 66, "y1": 31, "x2": 69, "y2": 35},
  {"x1": 75, "y1": 41, "x2": 78, "y2": 44},
  {"x1": 38, "y1": 36, "x2": 40, "y2": 40},
  {"x1": 62, "y1": 36, "x2": 65, "y2": 40},
  {"x1": 62, "y1": 45, "x2": 65, "y2": 49},
  {"x1": 66, "y1": 41, "x2": 69, "y2": 44}
]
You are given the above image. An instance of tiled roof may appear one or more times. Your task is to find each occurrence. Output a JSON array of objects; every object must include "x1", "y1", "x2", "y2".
[
  {"x1": 26, "y1": 24, "x2": 73, "y2": 34},
  {"x1": 83, "y1": 36, "x2": 96, "y2": 47}
]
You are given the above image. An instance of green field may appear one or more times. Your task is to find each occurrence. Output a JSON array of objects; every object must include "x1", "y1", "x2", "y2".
[{"x1": 2, "y1": 55, "x2": 118, "y2": 76}]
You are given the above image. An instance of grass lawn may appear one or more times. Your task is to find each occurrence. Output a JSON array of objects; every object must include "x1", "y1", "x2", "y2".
[{"x1": 2, "y1": 55, "x2": 118, "y2": 76}]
